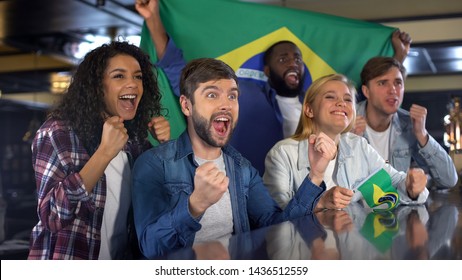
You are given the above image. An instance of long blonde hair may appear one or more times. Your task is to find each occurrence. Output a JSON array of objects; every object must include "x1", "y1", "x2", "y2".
[{"x1": 292, "y1": 73, "x2": 357, "y2": 141}]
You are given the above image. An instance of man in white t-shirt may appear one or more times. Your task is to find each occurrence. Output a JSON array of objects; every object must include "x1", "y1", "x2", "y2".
[{"x1": 353, "y1": 56, "x2": 458, "y2": 189}]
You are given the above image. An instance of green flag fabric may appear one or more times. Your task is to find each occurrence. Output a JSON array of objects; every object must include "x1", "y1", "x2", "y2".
[
  {"x1": 360, "y1": 211, "x2": 399, "y2": 253},
  {"x1": 357, "y1": 168, "x2": 400, "y2": 210},
  {"x1": 139, "y1": 23, "x2": 186, "y2": 146},
  {"x1": 157, "y1": 0, "x2": 396, "y2": 89}
]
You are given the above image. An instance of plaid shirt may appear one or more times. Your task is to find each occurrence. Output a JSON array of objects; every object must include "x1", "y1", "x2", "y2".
[{"x1": 28, "y1": 118, "x2": 145, "y2": 259}]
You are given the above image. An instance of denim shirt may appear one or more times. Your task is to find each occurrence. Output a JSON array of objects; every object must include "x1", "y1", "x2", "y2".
[
  {"x1": 131, "y1": 131, "x2": 325, "y2": 259},
  {"x1": 263, "y1": 133, "x2": 429, "y2": 210},
  {"x1": 356, "y1": 101, "x2": 458, "y2": 188}
]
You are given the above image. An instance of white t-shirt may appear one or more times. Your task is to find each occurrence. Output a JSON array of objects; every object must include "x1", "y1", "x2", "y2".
[
  {"x1": 275, "y1": 95, "x2": 302, "y2": 138},
  {"x1": 366, "y1": 124, "x2": 391, "y2": 161},
  {"x1": 99, "y1": 151, "x2": 131, "y2": 260}
]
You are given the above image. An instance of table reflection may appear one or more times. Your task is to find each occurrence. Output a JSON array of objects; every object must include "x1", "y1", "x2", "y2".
[{"x1": 159, "y1": 191, "x2": 461, "y2": 260}]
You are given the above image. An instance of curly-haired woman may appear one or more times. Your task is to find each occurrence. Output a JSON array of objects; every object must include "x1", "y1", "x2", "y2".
[{"x1": 28, "y1": 41, "x2": 170, "y2": 259}]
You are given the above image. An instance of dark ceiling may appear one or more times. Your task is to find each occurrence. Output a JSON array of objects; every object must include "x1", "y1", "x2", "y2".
[
  {"x1": 0, "y1": 0, "x2": 142, "y2": 95},
  {"x1": 0, "y1": 0, "x2": 461, "y2": 98}
]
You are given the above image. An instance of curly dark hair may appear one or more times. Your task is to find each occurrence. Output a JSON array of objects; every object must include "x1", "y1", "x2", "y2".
[
  {"x1": 361, "y1": 56, "x2": 407, "y2": 86},
  {"x1": 49, "y1": 41, "x2": 161, "y2": 155}
]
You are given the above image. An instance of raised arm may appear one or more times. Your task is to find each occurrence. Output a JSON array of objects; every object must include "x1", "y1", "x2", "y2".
[
  {"x1": 392, "y1": 29, "x2": 412, "y2": 63},
  {"x1": 135, "y1": 0, "x2": 186, "y2": 97},
  {"x1": 135, "y1": 0, "x2": 168, "y2": 59}
]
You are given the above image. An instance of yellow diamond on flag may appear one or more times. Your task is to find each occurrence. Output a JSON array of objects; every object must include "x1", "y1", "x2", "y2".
[
  {"x1": 372, "y1": 184, "x2": 399, "y2": 210},
  {"x1": 217, "y1": 27, "x2": 336, "y2": 83},
  {"x1": 373, "y1": 214, "x2": 387, "y2": 238},
  {"x1": 358, "y1": 169, "x2": 400, "y2": 210}
]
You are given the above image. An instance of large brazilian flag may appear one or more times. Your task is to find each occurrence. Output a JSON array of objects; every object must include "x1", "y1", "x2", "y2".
[
  {"x1": 142, "y1": 0, "x2": 397, "y2": 143},
  {"x1": 140, "y1": 24, "x2": 187, "y2": 146}
]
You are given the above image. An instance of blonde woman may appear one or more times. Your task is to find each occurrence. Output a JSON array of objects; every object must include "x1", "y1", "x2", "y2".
[{"x1": 263, "y1": 74, "x2": 428, "y2": 211}]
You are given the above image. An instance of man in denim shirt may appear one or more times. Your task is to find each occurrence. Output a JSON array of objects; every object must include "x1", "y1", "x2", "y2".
[
  {"x1": 131, "y1": 58, "x2": 325, "y2": 259},
  {"x1": 353, "y1": 57, "x2": 458, "y2": 189}
]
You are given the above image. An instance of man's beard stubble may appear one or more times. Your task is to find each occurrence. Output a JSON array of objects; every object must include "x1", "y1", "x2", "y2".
[{"x1": 192, "y1": 108, "x2": 234, "y2": 148}]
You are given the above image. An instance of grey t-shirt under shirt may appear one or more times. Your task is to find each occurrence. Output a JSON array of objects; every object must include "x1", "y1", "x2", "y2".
[{"x1": 193, "y1": 153, "x2": 233, "y2": 244}]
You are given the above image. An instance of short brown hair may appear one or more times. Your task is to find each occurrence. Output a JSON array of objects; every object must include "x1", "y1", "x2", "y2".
[
  {"x1": 361, "y1": 56, "x2": 406, "y2": 86},
  {"x1": 180, "y1": 58, "x2": 238, "y2": 104}
]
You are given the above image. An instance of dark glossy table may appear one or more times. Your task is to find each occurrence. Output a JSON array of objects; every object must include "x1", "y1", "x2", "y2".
[{"x1": 160, "y1": 187, "x2": 462, "y2": 260}]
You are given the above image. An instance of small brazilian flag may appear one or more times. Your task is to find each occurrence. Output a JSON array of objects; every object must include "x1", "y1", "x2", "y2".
[
  {"x1": 360, "y1": 211, "x2": 399, "y2": 253},
  {"x1": 358, "y1": 168, "x2": 400, "y2": 210}
]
